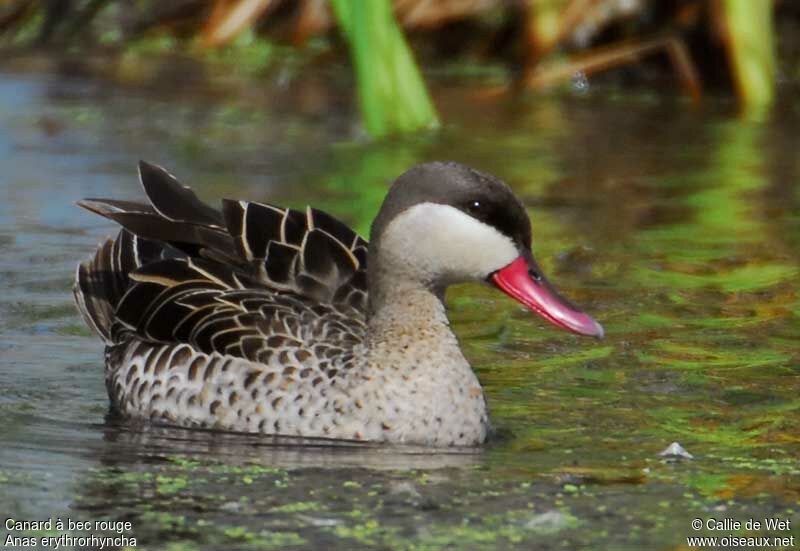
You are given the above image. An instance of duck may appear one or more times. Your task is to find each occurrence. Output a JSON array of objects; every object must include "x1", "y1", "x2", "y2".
[{"x1": 74, "y1": 161, "x2": 603, "y2": 447}]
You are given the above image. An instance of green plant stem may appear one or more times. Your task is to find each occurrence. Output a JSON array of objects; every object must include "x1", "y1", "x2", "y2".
[
  {"x1": 331, "y1": 0, "x2": 439, "y2": 137},
  {"x1": 720, "y1": 0, "x2": 776, "y2": 112}
]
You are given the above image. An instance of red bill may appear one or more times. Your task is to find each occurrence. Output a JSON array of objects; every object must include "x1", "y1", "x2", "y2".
[{"x1": 491, "y1": 256, "x2": 604, "y2": 338}]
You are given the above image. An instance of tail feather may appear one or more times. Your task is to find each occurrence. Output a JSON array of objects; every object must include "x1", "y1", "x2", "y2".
[
  {"x1": 73, "y1": 229, "x2": 176, "y2": 343},
  {"x1": 74, "y1": 238, "x2": 116, "y2": 343},
  {"x1": 137, "y1": 161, "x2": 224, "y2": 227}
]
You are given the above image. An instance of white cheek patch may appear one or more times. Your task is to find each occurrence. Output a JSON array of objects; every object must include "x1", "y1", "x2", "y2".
[{"x1": 378, "y1": 203, "x2": 520, "y2": 283}]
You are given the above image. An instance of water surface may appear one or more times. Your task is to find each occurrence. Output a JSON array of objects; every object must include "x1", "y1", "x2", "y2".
[{"x1": 0, "y1": 67, "x2": 798, "y2": 550}]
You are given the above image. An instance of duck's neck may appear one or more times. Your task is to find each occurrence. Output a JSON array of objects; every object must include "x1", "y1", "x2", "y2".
[
  {"x1": 361, "y1": 275, "x2": 488, "y2": 446},
  {"x1": 368, "y1": 276, "x2": 447, "y2": 334},
  {"x1": 365, "y1": 232, "x2": 464, "y2": 356}
]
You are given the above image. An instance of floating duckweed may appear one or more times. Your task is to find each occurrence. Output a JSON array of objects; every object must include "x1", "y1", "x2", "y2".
[
  {"x1": 156, "y1": 475, "x2": 189, "y2": 495},
  {"x1": 270, "y1": 501, "x2": 321, "y2": 514}
]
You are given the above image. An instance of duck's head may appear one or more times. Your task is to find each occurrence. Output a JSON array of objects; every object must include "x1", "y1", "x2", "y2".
[{"x1": 369, "y1": 161, "x2": 603, "y2": 338}]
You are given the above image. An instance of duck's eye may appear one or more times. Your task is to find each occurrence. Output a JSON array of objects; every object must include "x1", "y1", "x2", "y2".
[{"x1": 467, "y1": 200, "x2": 481, "y2": 212}]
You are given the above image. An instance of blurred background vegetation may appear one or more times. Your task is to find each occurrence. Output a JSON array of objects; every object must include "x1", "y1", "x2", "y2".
[{"x1": 0, "y1": 0, "x2": 795, "y2": 136}]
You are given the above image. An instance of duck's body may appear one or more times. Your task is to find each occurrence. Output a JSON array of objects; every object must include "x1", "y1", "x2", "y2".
[{"x1": 75, "y1": 162, "x2": 601, "y2": 446}]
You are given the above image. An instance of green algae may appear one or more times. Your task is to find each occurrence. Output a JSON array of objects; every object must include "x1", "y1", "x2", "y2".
[
  {"x1": 162, "y1": 543, "x2": 201, "y2": 551},
  {"x1": 69, "y1": 448, "x2": 800, "y2": 550},
  {"x1": 269, "y1": 501, "x2": 321, "y2": 514},
  {"x1": 55, "y1": 323, "x2": 94, "y2": 337},
  {"x1": 517, "y1": 345, "x2": 615, "y2": 372},
  {"x1": 331, "y1": 519, "x2": 396, "y2": 546},
  {"x1": 221, "y1": 526, "x2": 306, "y2": 549},
  {"x1": 156, "y1": 474, "x2": 190, "y2": 495}
]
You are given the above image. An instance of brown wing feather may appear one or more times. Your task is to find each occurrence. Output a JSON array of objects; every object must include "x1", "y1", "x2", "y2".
[
  {"x1": 108, "y1": 256, "x2": 365, "y2": 359},
  {"x1": 73, "y1": 229, "x2": 178, "y2": 343},
  {"x1": 74, "y1": 161, "x2": 369, "y2": 360},
  {"x1": 221, "y1": 200, "x2": 367, "y2": 310}
]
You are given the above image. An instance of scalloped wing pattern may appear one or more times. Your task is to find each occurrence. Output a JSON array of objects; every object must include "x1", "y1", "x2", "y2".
[
  {"x1": 110, "y1": 256, "x2": 365, "y2": 360},
  {"x1": 75, "y1": 162, "x2": 369, "y2": 359},
  {"x1": 222, "y1": 199, "x2": 368, "y2": 311},
  {"x1": 73, "y1": 229, "x2": 179, "y2": 343}
]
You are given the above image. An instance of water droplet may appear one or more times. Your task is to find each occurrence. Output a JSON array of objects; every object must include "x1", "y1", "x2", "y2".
[{"x1": 571, "y1": 71, "x2": 589, "y2": 94}]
